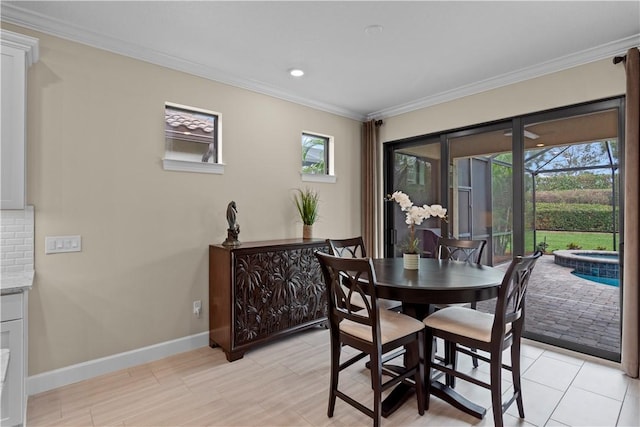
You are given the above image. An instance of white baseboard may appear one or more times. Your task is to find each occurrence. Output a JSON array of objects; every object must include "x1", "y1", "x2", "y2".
[{"x1": 27, "y1": 331, "x2": 209, "y2": 395}]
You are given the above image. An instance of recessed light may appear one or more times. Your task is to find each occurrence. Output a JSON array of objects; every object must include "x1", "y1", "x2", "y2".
[
  {"x1": 364, "y1": 25, "x2": 383, "y2": 35},
  {"x1": 289, "y1": 68, "x2": 304, "y2": 77},
  {"x1": 536, "y1": 143, "x2": 545, "y2": 147}
]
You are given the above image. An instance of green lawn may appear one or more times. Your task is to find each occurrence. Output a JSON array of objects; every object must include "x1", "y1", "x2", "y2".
[{"x1": 534, "y1": 231, "x2": 619, "y2": 252}]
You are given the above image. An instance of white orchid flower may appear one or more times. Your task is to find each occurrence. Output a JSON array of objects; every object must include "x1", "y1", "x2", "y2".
[
  {"x1": 405, "y1": 206, "x2": 427, "y2": 225},
  {"x1": 391, "y1": 191, "x2": 447, "y2": 227},
  {"x1": 429, "y1": 204, "x2": 447, "y2": 218},
  {"x1": 390, "y1": 191, "x2": 413, "y2": 211},
  {"x1": 391, "y1": 190, "x2": 448, "y2": 254}
]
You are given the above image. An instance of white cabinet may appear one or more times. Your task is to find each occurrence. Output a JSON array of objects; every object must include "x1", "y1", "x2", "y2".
[
  {"x1": 1, "y1": 292, "x2": 27, "y2": 427},
  {"x1": 0, "y1": 31, "x2": 38, "y2": 209}
]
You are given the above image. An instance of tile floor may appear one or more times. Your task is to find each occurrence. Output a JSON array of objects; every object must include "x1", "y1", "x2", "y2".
[{"x1": 27, "y1": 328, "x2": 639, "y2": 426}]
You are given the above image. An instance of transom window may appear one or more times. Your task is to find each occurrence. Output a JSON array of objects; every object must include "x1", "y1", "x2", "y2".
[
  {"x1": 301, "y1": 131, "x2": 336, "y2": 183},
  {"x1": 302, "y1": 132, "x2": 329, "y2": 174},
  {"x1": 163, "y1": 102, "x2": 224, "y2": 174}
]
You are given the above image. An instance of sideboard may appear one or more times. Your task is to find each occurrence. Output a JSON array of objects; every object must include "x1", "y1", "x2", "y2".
[{"x1": 209, "y1": 238, "x2": 329, "y2": 361}]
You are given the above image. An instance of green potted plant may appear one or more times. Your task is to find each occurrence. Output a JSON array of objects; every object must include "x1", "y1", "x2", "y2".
[{"x1": 294, "y1": 187, "x2": 319, "y2": 239}]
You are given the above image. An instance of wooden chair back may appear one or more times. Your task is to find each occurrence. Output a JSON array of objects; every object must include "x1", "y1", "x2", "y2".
[
  {"x1": 437, "y1": 238, "x2": 487, "y2": 264},
  {"x1": 327, "y1": 237, "x2": 367, "y2": 258},
  {"x1": 492, "y1": 251, "x2": 543, "y2": 341},
  {"x1": 316, "y1": 252, "x2": 381, "y2": 344}
]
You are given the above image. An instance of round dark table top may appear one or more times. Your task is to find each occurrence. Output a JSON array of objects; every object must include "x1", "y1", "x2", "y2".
[{"x1": 371, "y1": 258, "x2": 505, "y2": 305}]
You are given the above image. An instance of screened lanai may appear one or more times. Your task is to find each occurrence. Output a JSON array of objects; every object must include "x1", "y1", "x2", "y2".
[
  {"x1": 386, "y1": 101, "x2": 624, "y2": 360},
  {"x1": 476, "y1": 138, "x2": 621, "y2": 258}
]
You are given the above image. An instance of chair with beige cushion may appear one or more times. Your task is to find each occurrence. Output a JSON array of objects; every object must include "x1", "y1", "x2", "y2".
[
  {"x1": 422, "y1": 251, "x2": 542, "y2": 427},
  {"x1": 328, "y1": 237, "x2": 406, "y2": 368},
  {"x1": 436, "y1": 237, "x2": 487, "y2": 368},
  {"x1": 315, "y1": 252, "x2": 425, "y2": 427}
]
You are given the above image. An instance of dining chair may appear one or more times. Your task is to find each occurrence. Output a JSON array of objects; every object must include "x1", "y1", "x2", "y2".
[
  {"x1": 315, "y1": 252, "x2": 425, "y2": 427},
  {"x1": 436, "y1": 237, "x2": 487, "y2": 368},
  {"x1": 327, "y1": 236, "x2": 367, "y2": 258},
  {"x1": 437, "y1": 237, "x2": 487, "y2": 264},
  {"x1": 421, "y1": 229, "x2": 441, "y2": 258},
  {"x1": 327, "y1": 237, "x2": 401, "y2": 311},
  {"x1": 422, "y1": 251, "x2": 542, "y2": 427},
  {"x1": 328, "y1": 237, "x2": 406, "y2": 368},
  {"x1": 434, "y1": 238, "x2": 487, "y2": 368}
]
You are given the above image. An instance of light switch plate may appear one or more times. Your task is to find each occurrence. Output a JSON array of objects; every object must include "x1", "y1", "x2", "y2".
[{"x1": 45, "y1": 235, "x2": 82, "y2": 254}]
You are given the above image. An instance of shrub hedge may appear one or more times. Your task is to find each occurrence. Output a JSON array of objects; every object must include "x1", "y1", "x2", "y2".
[
  {"x1": 536, "y1": 173, "x2": 614, "y2": 191},
  {"x1": 536, "y1": 202, "x2": 615, "y2": 232},
  {"x1": 536, "y1": 189, "x2": 614, "y2": 205}
]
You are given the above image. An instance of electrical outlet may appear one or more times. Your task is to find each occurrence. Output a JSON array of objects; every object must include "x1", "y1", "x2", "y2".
[{"x1": 193, "y1": 300, "x2": 202, "y2": 317}]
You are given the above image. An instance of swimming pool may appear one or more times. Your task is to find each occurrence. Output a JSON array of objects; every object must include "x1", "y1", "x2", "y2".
[{"x1": 554, "y1": 250, "x2": 619, "y2": 287}]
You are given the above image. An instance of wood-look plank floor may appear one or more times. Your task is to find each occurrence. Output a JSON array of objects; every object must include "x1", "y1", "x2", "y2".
[{"x1": 27, "y1": 328, "x2": 639, "y2": 427}]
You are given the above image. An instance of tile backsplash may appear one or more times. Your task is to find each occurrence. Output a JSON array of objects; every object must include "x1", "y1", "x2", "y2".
[{"x1": 0, "y1": 206, "x2": 34, "y2": 274}]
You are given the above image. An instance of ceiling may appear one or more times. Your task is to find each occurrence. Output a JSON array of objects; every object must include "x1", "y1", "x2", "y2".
[{"x1": 2, "y1": 1, "x2": 639, "y2": 121}]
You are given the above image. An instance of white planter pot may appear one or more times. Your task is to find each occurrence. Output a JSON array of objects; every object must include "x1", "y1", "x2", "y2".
[{"x1": 403, "y1": 253, "x2": 419, "y2": 270}]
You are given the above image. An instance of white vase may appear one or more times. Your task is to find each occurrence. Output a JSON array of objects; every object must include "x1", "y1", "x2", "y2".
[{"x1": 403, "y1": 253, "x2": 419, "y2": 270}]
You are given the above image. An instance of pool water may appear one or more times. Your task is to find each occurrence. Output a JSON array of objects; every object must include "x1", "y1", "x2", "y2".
[
  {"x1": 572, "y1": 271, "x2": 619, "y2": 287},
  {"x1": 554, "y1": 250, "x2": 619, "y2": 287}
]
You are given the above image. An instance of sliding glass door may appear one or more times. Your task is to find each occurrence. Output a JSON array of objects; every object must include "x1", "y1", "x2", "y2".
[
  {"x1": 383, "y1": 97, "x2": 624, "y2": 360},
  {"x1": 521, "y1": 103, "x2": 622, "y2": 360},
  {"x1": 384, "y1": 138, "x2": 442, "y2": 257},
  {"x1": 446, "y1": 125, "x2": 514, "y2": 266}
]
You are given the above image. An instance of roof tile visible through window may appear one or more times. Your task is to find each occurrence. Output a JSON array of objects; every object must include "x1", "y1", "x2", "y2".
[{"x1": 165, "y1": 111, "x2": 214, "y2": 143}]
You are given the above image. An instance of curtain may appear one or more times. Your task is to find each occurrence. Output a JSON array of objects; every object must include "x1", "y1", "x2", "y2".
[
  {"x1": 622, "y1": 47, "x2": 640, "y2": 378},
  {"x1": 362, "y1": 120, "x2": 380, "y2": 257}
]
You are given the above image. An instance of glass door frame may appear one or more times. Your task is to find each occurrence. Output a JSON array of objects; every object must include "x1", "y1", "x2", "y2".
[
  {"x1": 520, "y1": 97, "x2": 625, "y2": 360},
  {"x1": 383, "y1": 120, "x2": 521, "y2": 258},
  {"x1": 442, "y1": 121, "x2": 522, "y2": 260},
  {"x1": 383, "y1": 96, "x2": 625, "y2": 360},
  {"x1": 382, "y1": 135, "x2": 442, "y2": 257}
]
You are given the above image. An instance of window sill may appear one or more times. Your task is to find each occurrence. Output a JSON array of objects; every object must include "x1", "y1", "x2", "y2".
[
  {"x1": 301, "y1": 173, "x2": 336, "y2": 184},
  {"x1": 162, "y1": 158, "x2": 225, "y2": 174}
]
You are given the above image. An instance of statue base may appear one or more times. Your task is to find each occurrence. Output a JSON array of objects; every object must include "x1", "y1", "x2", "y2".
[{"x1": 222, "y1": 228, "x2": 240, "y2": 247}]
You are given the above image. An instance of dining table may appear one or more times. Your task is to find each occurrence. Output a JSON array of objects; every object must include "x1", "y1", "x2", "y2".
[{"x1": 370, "y1": 257, "x2": 506, "y2": 419}]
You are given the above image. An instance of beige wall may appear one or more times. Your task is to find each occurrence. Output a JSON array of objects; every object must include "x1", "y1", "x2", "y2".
[
  {"x1": 380, "y1": 59, "x2": 626, "y2": 143},
  {"x1": 376, "y1": 59, "x2": 625, "y2": 257},
  {"x1": 4, "y1": 24, "x2": 362, "y2": 375},
  {"x1": 6, "y1": 21, "x2": 628, "y2": 376}
]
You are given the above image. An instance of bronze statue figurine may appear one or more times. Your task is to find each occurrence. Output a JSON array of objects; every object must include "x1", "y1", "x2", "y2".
[{"x1": 222, "y1": 201, "x2": 241, "y2": 246}]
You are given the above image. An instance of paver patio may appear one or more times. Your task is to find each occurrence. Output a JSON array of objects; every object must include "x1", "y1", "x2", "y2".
[{"x1": 477, "y1": 254, "x2": 621, "y2": 356}]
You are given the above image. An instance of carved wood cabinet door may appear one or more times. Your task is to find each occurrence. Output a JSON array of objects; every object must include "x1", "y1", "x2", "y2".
[{"x1": 233, "y1": 245, "x2": 328, "y2": 346}]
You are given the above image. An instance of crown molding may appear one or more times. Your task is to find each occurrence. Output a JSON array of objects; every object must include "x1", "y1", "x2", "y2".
[
  {"x1": 0, "y1": 3, "x2": 366, "y2": 122},
  {"x1": 2, "y1": 3, "x2": 637, "y2": 123},
  {"x1": 367, "y1": 34, "x2": 640, "y2": 120},
  {"x1": 0, "y1": 28, "x2": 39, "y2": 66}
]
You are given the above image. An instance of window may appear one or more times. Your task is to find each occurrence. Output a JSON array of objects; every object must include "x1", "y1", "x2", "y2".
[
  {"x1": 162, "y1": 102, "x2": 223, "y2": 174},
  {"x1": 301, "y1": 131, "x2": 335, "y2": 183}
]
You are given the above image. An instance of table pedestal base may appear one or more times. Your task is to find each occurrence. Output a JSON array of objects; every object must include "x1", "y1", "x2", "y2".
[{"x1": 381, "y1": 381, "x2": 486, "y2": 419}]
